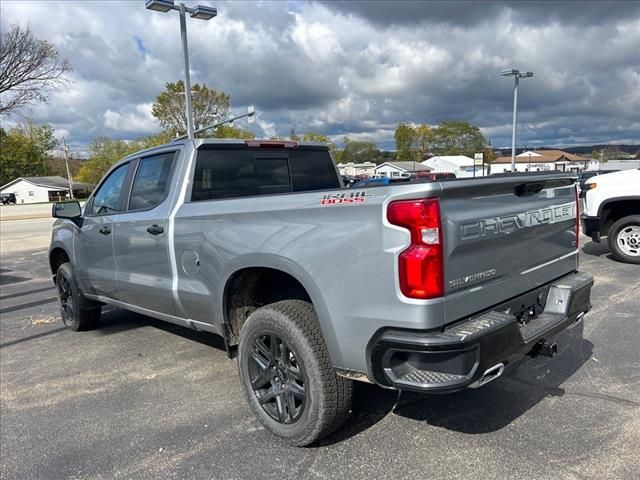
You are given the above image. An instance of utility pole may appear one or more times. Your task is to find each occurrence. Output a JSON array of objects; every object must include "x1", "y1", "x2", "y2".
[{"x1": 62, "y1": 137, "x2": 74, "y2": 200}]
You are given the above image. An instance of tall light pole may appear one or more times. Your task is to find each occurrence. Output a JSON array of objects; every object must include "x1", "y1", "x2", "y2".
[
  {"x1": 146, "y1": 0, "x2": 217, "y2": 140},
  {"x1": 501, "y1": 69, "x2": 533, "y2": 172}
]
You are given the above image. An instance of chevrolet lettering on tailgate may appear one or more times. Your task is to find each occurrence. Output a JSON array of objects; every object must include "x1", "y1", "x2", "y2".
[{"x1": 460, "y1": 202, "x2": 576, "y2": 240}]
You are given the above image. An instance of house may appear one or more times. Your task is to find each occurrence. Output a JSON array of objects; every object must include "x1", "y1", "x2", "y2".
[
  {"x1": 374, "y1": 161, "x2": 432, "y2": 178},
  {"x1": 421, "y1": 155, "x2": 484, "y2": 178},
  {"x1": 491, "y1": 150, "x2": 589, "y2": 173},
  {"x1": 337, "y1": 162, "x2": 376, "y2": 177},
  {"x1": 0, "y1": 176, "x2": 93, "y2": 204}
]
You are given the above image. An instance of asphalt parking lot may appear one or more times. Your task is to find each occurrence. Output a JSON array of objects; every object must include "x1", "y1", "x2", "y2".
[{"x1": 1, "y1": 218, "x2": 638, "y2": 480}]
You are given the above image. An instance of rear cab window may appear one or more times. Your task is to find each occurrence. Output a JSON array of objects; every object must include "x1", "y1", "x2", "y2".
[{"x1": 191, "y1": 145, "x2": 339, "y2": 202}]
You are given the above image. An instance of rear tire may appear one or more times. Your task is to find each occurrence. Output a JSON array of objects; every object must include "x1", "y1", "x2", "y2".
[
  {"x1": 238, "y1": 300, "x2": 352, "y2": 446},
  {"x1": 607, "y1": 215, "x2": 640, "y2": 264},
  {"x1": 56, "y1": 262, "x2": 102, "y2": 331}
]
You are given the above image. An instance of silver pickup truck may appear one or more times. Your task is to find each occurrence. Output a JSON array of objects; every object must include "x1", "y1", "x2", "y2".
[{"x1": 50, "y1": 139, "x2": 593, "y2": 445}]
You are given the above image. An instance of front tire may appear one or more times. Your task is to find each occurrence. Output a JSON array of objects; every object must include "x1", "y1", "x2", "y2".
[
  {"x1": 56, "y1": 262, "x2": 102, "y2": 331},
  {"x1": 608, "y1": 215, "x2": 640, "y2": 264},
  {"x1": 238, "y1": 300, "x2": 352, "y2": 446}
]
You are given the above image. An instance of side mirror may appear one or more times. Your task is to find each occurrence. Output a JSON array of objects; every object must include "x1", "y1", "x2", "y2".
[{"x1": 52, "y1": 201, "x2": 83, "y2": 227}]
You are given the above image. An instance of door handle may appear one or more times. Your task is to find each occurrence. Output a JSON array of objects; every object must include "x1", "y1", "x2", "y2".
[
  {"x1": 99, "y1": 226, "x2": 111, "y2": 235},
  {"x1": 147, "y1": 224, "x2": 164, "y2": 236}
]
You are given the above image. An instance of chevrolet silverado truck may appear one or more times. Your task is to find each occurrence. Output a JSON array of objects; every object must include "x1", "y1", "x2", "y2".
[
  {"x1": 50, "y1": 139, "x2": 593, "y2": 446},
  {"x1": 581, "y1": 168, "x2": 640, "y2": 264}
]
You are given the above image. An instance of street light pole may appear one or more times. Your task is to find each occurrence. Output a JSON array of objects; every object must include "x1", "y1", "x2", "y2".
[
  {"x1": 178, "y1": 3, "x2": 195, "y2": 139},
  {"x1": 145, "y1": 0, "x2": 217, "y2": 140},
  {"x1": 173, "y1": 106, "x2": 256, "y2": 141},
  {"x1": 510, "y1": 75, "x2": 519, "y2": 172},
  {"x1": 501, "y1": 69, "x2": 533, "y2": 172}
]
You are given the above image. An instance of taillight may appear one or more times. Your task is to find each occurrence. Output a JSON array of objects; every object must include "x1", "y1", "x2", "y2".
[{"x1": 387, "y1": 198, "x2": 443, "y2": 299}]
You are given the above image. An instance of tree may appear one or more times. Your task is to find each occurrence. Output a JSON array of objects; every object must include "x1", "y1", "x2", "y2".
[
  {"x1": 151, "y1": 80, "x2": 230, "y2": 135},
  {"x1": 0, "y1": 122, "x2": 56, "y2": 186},
  {"x1": 430, "y1": 120, "x2": 486, "y2": 157},
  {"x1": 300, "y1": 131, "x2": 340, "y2": 158},
  {"x1": 301, "y1": 131, "x2": 329, "y2": 143},
  {"x1": 0, "y1": 24, "x2": 71, "y2": 115},
  {"x1": 49, "y1": 155, "x2": 83, "y2": 180},
  {"x1": 75, "y1": 138, "x2": 140, "y2": 184},
  {"x1": 415, "y1": 124, "x2": 433, "y2": 160},
  {"x1": 340, "y1": 137, "x2": 380, "y2": 164},
  {"x1": 75, "y1": 129, "x2": 208, "y2": 184},
  {"x1": 212, "y1": 124, "x2": 255, "y2": 139},
  {"x1": 394, "y1": 123, "x2": 417, "y2": 161}
]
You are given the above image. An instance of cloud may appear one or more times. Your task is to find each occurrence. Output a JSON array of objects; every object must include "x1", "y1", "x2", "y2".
[
  {"x1": 321, "y1": 0, "x2": 640, "y2": 27},
  {"x1": 0, "y1": 0, "x2": 638, "y2": 152},
  {"x1": 104, "y1": 103, "x2": 158, "y2": 133}
]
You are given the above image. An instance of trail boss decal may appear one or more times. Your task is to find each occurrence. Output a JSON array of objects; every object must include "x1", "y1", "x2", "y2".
[{"x1": 321, "y1": 191, "x2": 371, "y2": 205}]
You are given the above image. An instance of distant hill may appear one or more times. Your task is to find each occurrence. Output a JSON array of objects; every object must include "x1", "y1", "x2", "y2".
[{"x1": 495, "y1": 144, "x2": 639, "y2": 157}]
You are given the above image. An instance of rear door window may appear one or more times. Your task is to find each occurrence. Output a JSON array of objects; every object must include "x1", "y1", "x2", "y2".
[{"x1": 129, "y1": 152, "x2": 175, "y2": 210}]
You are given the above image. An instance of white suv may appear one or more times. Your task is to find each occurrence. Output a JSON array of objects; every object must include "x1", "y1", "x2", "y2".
[{"x1": 581, "y1": 169, "x2": 640, "y2": 264}]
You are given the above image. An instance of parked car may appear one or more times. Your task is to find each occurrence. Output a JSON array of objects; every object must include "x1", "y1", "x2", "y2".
[
  {"x1": 341, "y1": 175, "x2": 356, "y2": 187},
  {"x1": 350, "y1": 176, "x2": 411, "y2": 188},
  {"x1": 415, "y1": 172, "x2": 456, "y2": 181},
  {"x1": 50, "y1": 139, "x2": 593, "y2": 446},
  {"x1": 577, "y1": 170, "x2": 619, "y2": 195},
  {"x1": 581, "y1": 169, "x2": 640, "y2": 263},
  {"x1": 1, "y1": 193, "x2": 17, "y2": 205}
]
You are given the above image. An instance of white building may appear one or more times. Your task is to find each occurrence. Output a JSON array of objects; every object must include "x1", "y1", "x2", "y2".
[
  {"x1": 586, "y1": 159, "x2": 640, "y2": 171},
  {"x1": 337, "y1": 162, "x2": 376, "y2": 177},
  {"x1": 421, "y1": 155, "x2": 484, "y2": 178},
  {"x1": 0, "y1": 176, "x2": 92, "y2": 204},
  {"x1": 374, "y1": 161, "x2": 431, "y2": 178}
]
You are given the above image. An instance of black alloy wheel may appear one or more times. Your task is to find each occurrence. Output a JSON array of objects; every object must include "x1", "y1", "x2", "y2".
[
  {"x1": 57, "y1": 274, "x2": 75, "y2": 327},
  {"x1": 238, "y1": 300, "x2": 353, "y2": 446},
  {"x1": 55, "y1": 262, "x2": 101, "y2": 331},
  {"x1": 248, "y1": 333, "x2": 307, "y2": 424}
]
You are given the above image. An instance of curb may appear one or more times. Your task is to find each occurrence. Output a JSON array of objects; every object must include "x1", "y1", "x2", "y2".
[{"x1": 0, "y1": 214, "x2": 52, "y2": 221}]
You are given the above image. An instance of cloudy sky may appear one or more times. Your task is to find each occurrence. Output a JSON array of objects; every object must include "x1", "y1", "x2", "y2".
[{"x1": 1, "y1": 0, "x2": 639, "y2": 154}]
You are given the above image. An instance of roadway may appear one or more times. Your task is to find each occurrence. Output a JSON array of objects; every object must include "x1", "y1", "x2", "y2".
[{"x1": 0, "y1": 219, "x2": 638, "y2": 480}]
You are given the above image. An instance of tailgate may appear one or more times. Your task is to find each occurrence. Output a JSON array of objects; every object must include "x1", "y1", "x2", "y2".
[{"x1": 438, "y1": 175, "x2": 578, "y2": 323}]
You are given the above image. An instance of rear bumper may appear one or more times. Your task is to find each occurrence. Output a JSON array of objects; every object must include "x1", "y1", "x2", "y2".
[
  {"x1": 581, "y1": 214, "x2": 601, "y2": 242},
  {"x1": 366, "y1": 271, "x2": 593, "y2": 393}
]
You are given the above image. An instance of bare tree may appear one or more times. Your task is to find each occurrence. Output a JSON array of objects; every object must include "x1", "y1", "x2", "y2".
[{"x1": 0, "y1": 24, "x2": 71, "y2": 115}]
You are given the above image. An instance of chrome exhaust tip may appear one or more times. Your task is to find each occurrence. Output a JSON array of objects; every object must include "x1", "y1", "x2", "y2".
[{"x1": 470, "y1": 363, "x2": 505, "y2": 389}]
